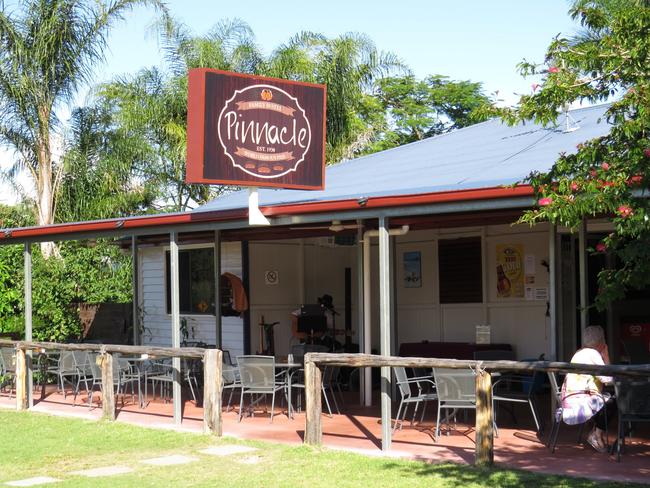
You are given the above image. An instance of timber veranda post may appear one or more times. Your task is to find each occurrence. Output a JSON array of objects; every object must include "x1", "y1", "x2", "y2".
[
  {"x1": 304, "y1": 358, "x2": 322, "y2": 446},
  {"x1": 100, "y1": 352, "x2": 116, "y2": 421},
  {"x1": 15, "y1": 346, "x2": 28, "y2": 411},
  {"x1": 474, "y1": 368, "x2": 494, "y2": 466},
  {"x1": 203, "y1": 348, "x2": 223, "y2": 435}
]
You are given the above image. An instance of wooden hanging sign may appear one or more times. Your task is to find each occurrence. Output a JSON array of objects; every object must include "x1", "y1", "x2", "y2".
[{"x1": 187, "y1": 69, "x2": 326, "y2": 190}]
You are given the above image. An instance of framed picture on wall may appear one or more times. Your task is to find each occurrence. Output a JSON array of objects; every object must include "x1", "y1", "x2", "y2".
[{"x1": 403, "y1": 251, "x2": 422, "y2": 288}]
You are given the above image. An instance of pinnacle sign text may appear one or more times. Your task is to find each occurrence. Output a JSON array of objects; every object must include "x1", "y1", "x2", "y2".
[{"x1": 187, "y1": 69, "x2": 326, "y2": 189}]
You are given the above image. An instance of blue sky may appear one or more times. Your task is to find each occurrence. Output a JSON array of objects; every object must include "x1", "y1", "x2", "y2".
[
  {"x1": 2, "y1": 0, "x2": 581, "y2": 204},
  {"x1": 97, "y1": 0, "x2": 579, "y2": 105}
]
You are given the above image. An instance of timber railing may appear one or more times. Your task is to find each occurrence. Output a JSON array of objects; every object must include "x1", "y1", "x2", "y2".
[
  {"x1": 302, "y1": 353, "x2": 650, "y2": 466},
  {"x1": 0, "y1": 339, "x2": 223, "y2": 435}
]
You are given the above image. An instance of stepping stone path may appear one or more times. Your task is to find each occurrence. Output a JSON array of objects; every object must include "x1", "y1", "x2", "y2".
[
  {"x1": 4, "y1": 445, "x2": 255, "y2": 486},
  {"x1": 69, "y1": 466, "x2": 134, "y2": 478},
  {"x1": 5, "y1": 477, "x2": 60, "y2": 487},
  {"x1": 199, "y1": 445, "x2": 258, "y2": 456},
  {"x1": 140, "y1": 454, "x2": 199, "y2": 466}
]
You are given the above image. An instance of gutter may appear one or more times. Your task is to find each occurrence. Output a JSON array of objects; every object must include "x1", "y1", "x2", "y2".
[{"x1": 0, "y1": 185, "x2": 534, "y2": 242}]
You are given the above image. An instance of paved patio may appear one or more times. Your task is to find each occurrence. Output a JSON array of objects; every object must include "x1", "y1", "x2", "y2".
[{"x1": 1, "y1": 386, "x2": 648, "y2": 485}]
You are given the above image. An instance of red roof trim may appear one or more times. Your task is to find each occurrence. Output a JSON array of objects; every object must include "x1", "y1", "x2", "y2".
[{"x1": 0, "y1": 185, "x2": 534, "y2": 241}]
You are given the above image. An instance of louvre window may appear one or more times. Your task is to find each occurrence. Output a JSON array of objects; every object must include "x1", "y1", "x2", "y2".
[{"x1": 438, "y1": 237, "x2": 483, "y2": 303}]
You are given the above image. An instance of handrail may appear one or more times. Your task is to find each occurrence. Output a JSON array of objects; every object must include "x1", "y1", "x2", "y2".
[
  {"x1": 302, "y1": 352, "x2": 650, "y2": 467},
  {"x1": 0, "y1": 339, "x2": 206, "y2": 359},
  {"x1": 303, "y1": 352, "x2": 650, "y2": 378},
  {"x1": 0, "y1": 339, "x2": 222, "y2": 435}
]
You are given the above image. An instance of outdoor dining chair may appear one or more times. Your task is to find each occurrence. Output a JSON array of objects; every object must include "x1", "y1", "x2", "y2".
[
  {"x1": 144, "y1": 359, "x2": 174, "y2": 403},
  {"x1": 613, "y1": 377, "x2": 650, "y2": 461},
  {"x1": 87, "y1": 353, "x2": 137, "y2": 409},
  {"x1": 236, "y1": 355, "x2": 288, "y2": 423},
  {"x1": 0, "y1": 347, "x2": 16, "y2": 398},
  {"x1": 392, "y1": 366, "x2": 437, "y2": 433},
  {"x1": 286, "y1": 345, "x2": 340, "y2": 417},
  {"x1": 182, "y1": 358, "x2": 200, "y2": 405},
  {"x1": 57, "y1": 351, "x2": 87, "y2": 402},
  {"x1": 432, "y1": 367, "x2": 477, "y2": 441},
  {"x1": 223, "y1": 362, "x2": 241, "y2": 412},
  {"x1": 546, "y1": 371, "x2": 608, "y2": 453},
  {"x1": 492, "y1": 370, "x2": 543, "y2": 436}
]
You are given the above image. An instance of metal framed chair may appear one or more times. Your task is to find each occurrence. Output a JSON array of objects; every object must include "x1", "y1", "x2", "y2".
[
  {"x1": 287, "y1": 345, "x2": 337, "y2": 417},
  {"x1": 547, "y1": 371, "x2": 607, "y2": 453},
  {"x1": 182, "y1": 358, "x2": 200, "y2": 405},
  {"x1": 393, "y1": 366, "x2": 437, "y2": 433},
  {"x1": 492, "y1": 370, "x2": 543, "y2": 436},
  {"x1": 432, "y1": 367, "x2": 476, "y2": 441},
  {"x1": 222, "y1": 361, "x2": 242, "y2": 411},
  {"x1": 144, "y1": 359, "x2": 174, "y2": 403},
  {"x1": 613, "y1": 377, "x2": 650, "y2": 462},
  {"x1": 87, "y1": 353, "x2": 136, "y2": 409},
  {"x1": 0, "y1": 347, "x2": 16, "y2": 398},
  {"x1": 57, "y1": 351, "x2": 86, "y2": 401},
  {"x1": 236, "y1": 355, "x2": 288, "y2": 423}
]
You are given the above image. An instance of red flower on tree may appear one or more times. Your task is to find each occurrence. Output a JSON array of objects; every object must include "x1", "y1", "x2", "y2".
[
  {"x1": 601, "y1": 162, "x2": 610, "y2": 171},
  {"x1": 548, "y1": 66, "x2": 559, "y2": 73},
  {"x1": 618, "y1": 205, "x2": 633, "y2": 218},
  {"x1": 596, "y1": 242, "x2": 607, "y2": 253},
  {"x1": 538, "y1": 197, "x2": 553, "y2": 206}
]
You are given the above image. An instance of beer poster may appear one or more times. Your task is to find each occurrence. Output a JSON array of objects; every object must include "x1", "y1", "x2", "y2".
[{"x1": 496, "y1": 244, "x2": 524, "y2": 298}]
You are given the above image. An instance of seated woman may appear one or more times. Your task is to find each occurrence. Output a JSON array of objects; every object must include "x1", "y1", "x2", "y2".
[{"x1": 561, "y1": 325, "x2": 615, "y2": 453}]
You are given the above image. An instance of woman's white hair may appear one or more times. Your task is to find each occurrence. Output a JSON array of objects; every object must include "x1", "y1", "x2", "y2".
[{"x1": 582, "y1": 325, "x2": 606, "y2": 348}]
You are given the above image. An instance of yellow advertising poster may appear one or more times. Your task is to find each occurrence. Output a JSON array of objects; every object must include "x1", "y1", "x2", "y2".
[{"x1": 496, "y1": 244, "x2": 524, "y2": 298}]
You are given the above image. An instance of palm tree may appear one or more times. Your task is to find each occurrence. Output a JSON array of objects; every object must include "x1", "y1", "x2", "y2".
[
  {"x1": 0, "y1": 0, "x2": 163, "y2": 257},
  {"x1": 100, "y1": 18, "x2": 266, "y2": 212},
  {"x1": 270, "y1": 32, "x2": 405, "y2": 162},
  {"x1": 56, "y1": 103, "x2": 157, "y2": 222}
]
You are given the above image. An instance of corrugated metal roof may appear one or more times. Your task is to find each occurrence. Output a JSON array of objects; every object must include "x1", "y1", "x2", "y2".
[{"x1": 197, "y1": 103, "x2": 612, "y2": 212}]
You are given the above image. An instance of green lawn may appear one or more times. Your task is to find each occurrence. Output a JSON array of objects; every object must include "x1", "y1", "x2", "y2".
[{"x1": 0, "y1": 410, "x2": 642, "y2": 488}]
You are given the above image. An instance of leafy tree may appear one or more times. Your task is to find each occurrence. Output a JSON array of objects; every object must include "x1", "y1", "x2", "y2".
[
  {"x1": 492, "y1": 0, "x2": 650, "y2": 308},
  {"x1": 99, "y1": 18, "x2": 264, "y2": 211},
  {"x1": 271, "y1": 31, "x2": 405, "y2": 162},
  {"x1": 101, "y1": 21, "x2": 404, "y2": 209},
  {"x1": 364, "y1": 74, "x2": 491, "y2": 153},
  {"x1": 0, "y1": 0, "x2": 162, "y2": 257},
  {"x1": 56, "y1": 103, "x2": 158, "y2": 222}
]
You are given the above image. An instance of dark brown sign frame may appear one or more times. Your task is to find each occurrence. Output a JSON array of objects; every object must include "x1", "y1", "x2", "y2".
[{"x1": 187, "y1": 68, "x2": 326, "y2": 190}]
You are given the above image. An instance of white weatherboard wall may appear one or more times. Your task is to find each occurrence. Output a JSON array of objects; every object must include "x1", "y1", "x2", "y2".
[
  {"x1": 248, "y1": 239, "x2": 356, "y2": 356},
  {"x1": 393, "y1": 224, "x2": 551, "y2": 359},
  {"x1": 139, "y1": 241, "x2": 244, "y2": 358},
  {"x1": 138, "y1": 222, "x2": 552, "y2": 360}
]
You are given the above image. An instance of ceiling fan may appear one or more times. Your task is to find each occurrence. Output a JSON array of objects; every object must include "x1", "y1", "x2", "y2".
[{"x1": 290, "y1": 220, "x2": 360, "y2": 232}]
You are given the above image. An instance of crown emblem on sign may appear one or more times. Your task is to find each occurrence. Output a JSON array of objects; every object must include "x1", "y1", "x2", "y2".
[{"x1": 261, "y1": 89, "x2": 273, "y2": 101}]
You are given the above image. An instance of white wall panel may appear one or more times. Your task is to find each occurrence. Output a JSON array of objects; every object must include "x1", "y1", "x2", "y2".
[
  {"x1": 488, "y1": 304, "x2": 549, "y2": 359},
  {"x1": 139, "y1": 241, "x2": 244, "y2": 359},
  {"x1": 441, "y1": 304, "x2": 485, "y2": 342},
  {"x1": 396, "y1": 305, "x2": 440, "y2": 345}
]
